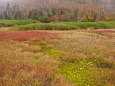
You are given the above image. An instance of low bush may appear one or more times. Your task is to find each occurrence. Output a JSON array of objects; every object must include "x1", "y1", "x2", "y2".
[
  {"x1": 14, "y1": 21, "x2": 115, "y2": 30},
  {"x1": 0, "y1": 19, "x2": 39, "y2": 27},
  {"x1": 0, "y1": 22, "x2": 14, "y2": 27},
  {"x1": 56, "y1": 21, "x2": 115, "y2": 29},
  {"x1": 14, "y1": 23, "x2": 79, "y2": 30},
  {"x1": 39, "y1": 16, "x2": 51, "y2": 23},
  {"x1": 94, "y1": 22, "x2": 115, "y2": 29}
]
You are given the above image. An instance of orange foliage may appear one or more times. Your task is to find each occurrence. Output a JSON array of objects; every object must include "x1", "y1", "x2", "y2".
[{"x1": 49, "y1": 15, "x2": 69, "y2": 21}]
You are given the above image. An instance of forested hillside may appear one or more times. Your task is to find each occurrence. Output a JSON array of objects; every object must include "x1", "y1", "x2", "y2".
[{"x1": 0, "y1": 0, "x2": 115, "y2": 21}]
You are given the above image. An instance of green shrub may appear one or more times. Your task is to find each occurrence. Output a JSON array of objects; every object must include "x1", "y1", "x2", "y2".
[
  {"x1": 14, "y1": 23, "x2": 79, "y2": 30},
  {"x1": 0, "y1": 22, "x2": 14, "y2": 27},
  {"x1": 39, "y1": 16, "x2": 51, "y2": 23},
  {"x1": 13, "y1": 21, "x2": 115, "y2": 30},
  {"x1": 55, "y1": 22, "x2": 97, "y2": 29},
  {"x1": 55, "y1": 21, "x2": 115, "y2": 29},
  {"x1": 94, "y1": 22, "x2": 113, "y2": 29},
  {"x1": 0, "y1": 19, "x2": 39, "y2": 27}
]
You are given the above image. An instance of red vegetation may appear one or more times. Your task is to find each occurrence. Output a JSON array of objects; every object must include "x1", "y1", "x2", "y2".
[
  {"x1": 95, "y1": 30, "x2": 115, "y2": 38},
  {"x1": 0, "y1": 61, "x2": 49, "y2": 85},
  {"x1": 105, "y1": 34, "x2": 115, "y2": 38},
  {"x1": 49, "y1": 15, "x2": 69, "y2": 21},
  {"x1": 96, "y1": 30, "x2": 115, "y2": 33},
  {"x1": 0, "y1": 31, "x2": 58, "y2": 41}
]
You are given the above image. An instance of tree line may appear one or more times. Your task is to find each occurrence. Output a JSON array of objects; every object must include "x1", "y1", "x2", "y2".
[{"x1": 0, "y1": 0, "x2": 113, "y2": 22}]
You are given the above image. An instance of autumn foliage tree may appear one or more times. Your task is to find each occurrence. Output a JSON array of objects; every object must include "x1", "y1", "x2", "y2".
[{"x1": 0, "y1": 0, "x2": 113, "y2": 21}]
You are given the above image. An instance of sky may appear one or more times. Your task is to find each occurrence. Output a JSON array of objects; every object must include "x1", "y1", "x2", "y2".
[{"x1": 0, "y1": 0, "x2": 10, "y2": 1}]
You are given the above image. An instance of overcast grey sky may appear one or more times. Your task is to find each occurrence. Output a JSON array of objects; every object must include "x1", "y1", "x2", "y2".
[{"x1": 0, "y1": 0, "x2": 10, "y2": 1}]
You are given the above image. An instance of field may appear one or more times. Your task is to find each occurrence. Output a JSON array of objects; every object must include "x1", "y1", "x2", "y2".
[
  {"x1": 0, "y1": 20, "x2": 115, "y2": 86},
  {"x1": 0, "y1": 20, "x2": 115, "y2": 30}
]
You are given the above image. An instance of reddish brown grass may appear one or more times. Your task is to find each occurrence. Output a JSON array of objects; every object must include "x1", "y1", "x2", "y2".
[{"x1": 0, "y1": 31, "x2": 58, "y2": 41}]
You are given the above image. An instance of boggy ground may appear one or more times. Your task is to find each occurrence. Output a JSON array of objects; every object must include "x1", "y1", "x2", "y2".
[{"x1": 0, "y1": 27, "x2": 115, "y2": 86}]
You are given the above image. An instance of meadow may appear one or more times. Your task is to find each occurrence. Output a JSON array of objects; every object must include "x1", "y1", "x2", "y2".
[
  {"x1": 14, "y1": 21, "x2": 115, "y2": 30},
  {"x1": 0, "y1": 20, "x2": 115, "y2": 86},
  {"x1": 0, "y1": 20, "x2": 115, "y2": 30}
]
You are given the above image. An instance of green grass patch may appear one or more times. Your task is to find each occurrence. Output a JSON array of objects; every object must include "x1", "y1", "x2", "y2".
[
  {"x1": 0, "y1": 19, "x2": 39, "y2": 27},
  {"x1": 14, "y1": 21, "x2": 115, "y2": 30},
  {"x1": 1, "y1": 20, "x2": 115, "y2": 30},
  {"x1": 45, "y1": 49, "x2": 60, "y2": 58},
  {"x1": 59, "y1": 62, "x2": 106, "y2": 86},
  {"x1": 14, "y1": 23, "x2": 79, "y2": 30},
  {"x1": 54, "y1": 21, "x2": 115, "y2": 29},
  {"x1": 0, "y1": 22, "x2": 14, "y2": 27}
]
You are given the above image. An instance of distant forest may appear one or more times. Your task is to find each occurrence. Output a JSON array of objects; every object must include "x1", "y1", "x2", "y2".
[{"x1": 0, "y1": 0, "x2": 115, "y2": 22}]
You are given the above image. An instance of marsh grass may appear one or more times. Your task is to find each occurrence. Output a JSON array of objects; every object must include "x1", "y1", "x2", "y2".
[
  {"x1": 43, "y1": 29, "x2": 115, "y2": 86},
  {"x1": 0, "y1": 29, "x2": 115, "y2": 86}
]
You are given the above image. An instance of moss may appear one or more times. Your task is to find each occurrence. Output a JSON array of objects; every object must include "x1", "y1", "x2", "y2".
[{"x1": 59, "y1": 62, "x2": 97, "y2": 86}]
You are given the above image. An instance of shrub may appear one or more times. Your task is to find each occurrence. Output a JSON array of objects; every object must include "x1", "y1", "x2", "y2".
[
  {"x1": 13, "y1": 21, "x2": 115, "y2": 30},
  {"x1": 94, "y1": 22, "x2": 113, "y2": 29},
  {"x1": 39, "y1": 16, "x2": 51, "y2": 23},
  {"x1": 14, "y1": 23, "x2": 79, "y2": 30},
  {"x1": 0, "y1": 22, "x2": 14, "y2": 27},
  {"x1": 0, "y1": 19, "x2": 39, "y2": 27},
  {"x1": 56, "y1": 21, "x2": 115, "y2": 29}
]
